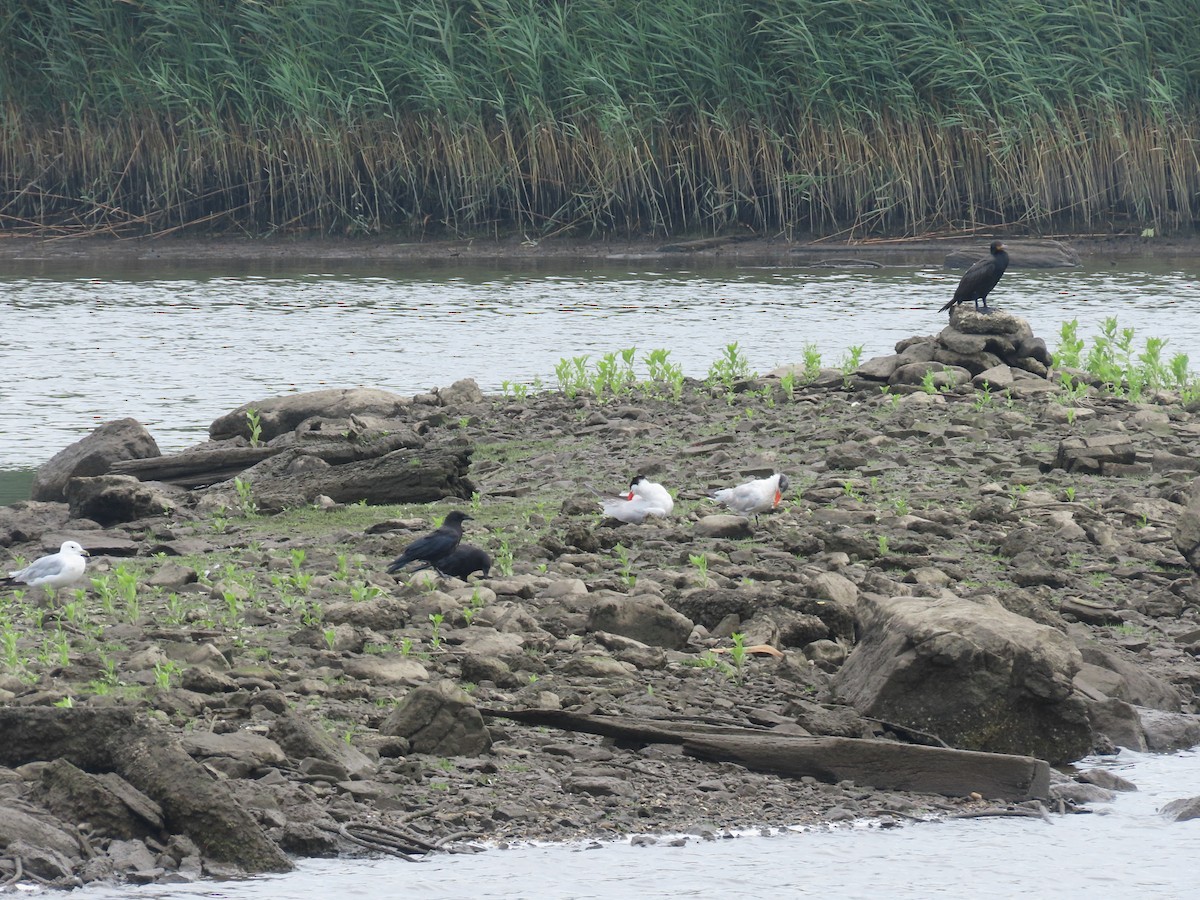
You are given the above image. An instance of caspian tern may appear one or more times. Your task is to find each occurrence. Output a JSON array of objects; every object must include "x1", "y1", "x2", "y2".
[
  {"x1": 386, "y1": 511, "x2": 471, "y2": 574},
  {"x1": 598, "y1": 475, "x2": 674, "y2": 524},
  {"x1": 711, "y1": 473, "x2": 789, "y2": 519},
  {"x1": 3, "y1": 541, "x2": 89, "y2": 593}
]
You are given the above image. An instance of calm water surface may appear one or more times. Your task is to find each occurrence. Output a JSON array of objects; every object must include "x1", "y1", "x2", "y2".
[
  {"x1": 2, "y1": 257, "x2": 1198, "y2": 475},
  {"x1": 62, "y1": 749, "x2": 1200, "y2": 899}
]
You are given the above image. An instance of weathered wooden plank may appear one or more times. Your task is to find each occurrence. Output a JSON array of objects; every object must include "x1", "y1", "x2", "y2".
[
  {"x1": 684, "y1": 733, "x2": 1050, "y2": 801},
  {"x1": 483, "y1": 708, "x2": 1050, "y2": 801},
  {"x1": 110, "y1": 446, "x2": 278, "y2": 486}
]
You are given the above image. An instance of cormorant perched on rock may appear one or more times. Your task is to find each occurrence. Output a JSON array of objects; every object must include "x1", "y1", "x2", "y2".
[
  {"x1": 939, "y1": 241, "x2": 1009, "y2": 313},
  {"x1": 386, "y1": 511, "x2": 470, "y2": 574}
]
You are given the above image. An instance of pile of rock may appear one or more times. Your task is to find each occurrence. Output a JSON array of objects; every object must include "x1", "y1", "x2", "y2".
[{"x1": 856, "y1": 308, "x2": 1055, "y2": 394}]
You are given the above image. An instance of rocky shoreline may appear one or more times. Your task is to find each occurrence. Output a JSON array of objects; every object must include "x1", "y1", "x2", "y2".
[{"x1": 3, "y1": 308, "x2": 1200, "y2": 889}]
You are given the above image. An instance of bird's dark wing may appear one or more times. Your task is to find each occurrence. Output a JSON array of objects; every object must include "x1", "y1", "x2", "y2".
[
  {"x1": 436, "y1": 547, "x2": 491, "y2": 578},
  {"x1": 954, "y1": 256, "x2": 994, "y2": 298},
  {"x1": 385, "y1": 524, "x2": 464, "y2": 573}
]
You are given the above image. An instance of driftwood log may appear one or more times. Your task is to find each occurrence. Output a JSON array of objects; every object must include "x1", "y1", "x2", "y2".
[
  {"x1": 110, "y1": 446, "x2": 278, "y2": 488},
  {"x1": 0, "y1": 708, "x2": 292, "y2": 874},
  {"x1": 484, "y1": 708, "x2": 1050, "y2": 802},
  {"x1": 245, "y1": 446, "x2": 475, "y2": 511},
  {"x1": 109, "y1": 428, "x2": 424, "y2": 489}
]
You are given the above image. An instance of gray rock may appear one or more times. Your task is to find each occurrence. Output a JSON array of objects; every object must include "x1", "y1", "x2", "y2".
[
  {"x1": 1161, "y1": 796, "x2": 1200, "y2": 821},
  {"x1": 1049, "y1": 781, "x2": 1114, "y2": 804},
  {"x1": 178, "y1": 731, "x2": 288, "y2": 777},
  {"x1": 889, "y1": 362, "x2": 972, "y2": 389},
  {"x1": 586, "y1": 595, "x2": 694, "y2": 650},
  {"x1": 1081, "y1": 696, "x2": 1147, "y2": 752},
  {"x1": 0, "y1": 800, "x2": 83, "y2": 859},
  {"x1": 945, "y1": 307, "x2": 1033, "y2": 337},
  {"x1": 807, "y1": 571, "x2": 859, "y2": 615},
  {"x1": 180, "y1": 667, "x2": 240, "y2": 694},
  {"x1": 209, "y1": 388, "x2": 410, "y2": 442},
  {"x1": 694, "y1": 515, "x2": 755, "y2": 538},
  {"x1": 32, "y1": 418, "x2": 160, "y2": 502},
  {"x1": 0, "y1": 501, "x2": 72, "y2": 547},
  {"x1": 1173, "y1": 475, "x2": 1200, "y2": 574},
  {"x1": 1137, "y1": 708, "x2": 1200, "y2": 753},
  {"x1": 341, "y1": 654, "x2": 429, "y2": 685},
  {"x1": 269, "y1": 712, "x2": 376, "y2": 780},
  {"x1": 804, "y1": 639, "x2": 848, "y2": 673},
  {"x1": 147, "y1": 563, "x2": 198, "y2": 590},
  {"x1": 832, "y1": 593, "x2": 1093, "y2": 764},
  {"x1": 379, "y1": 681, "x2": 492, "y2": 756},
  {"x1": 561, "y1": 655, "x2": 636, "y2": 679},
  {"x1": 972, "y1": 364, "x2": 1015, "y2": 389},
  {"x1": 1077, "y1": 768, "x2": 1138, "y2": 792},
  {"x1": 437, "y1": 378, "x2": 485, "y2": 407},
  {"x1": 323, "y1": 598, "x2": 410, "y2": 631},
  {"x1": 1075, "y1": 643, "x2": 1181, "y2": 711},
  {"x1": 855, "y1": 355, "x2": 902, "y2": 381},
  {"x1": 65, "y1": 475, "x2": 181, "y2": 525},
  {"x1": 1054, "y1": 434, "x2": 1137, "y2": 474},
  {"x1": 105, "y1": 838, "x2": 159, "y2": 874}
]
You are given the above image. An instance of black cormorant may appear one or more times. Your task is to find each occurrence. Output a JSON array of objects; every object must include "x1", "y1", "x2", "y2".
[{"x1": 939, "y1": 241, "x2": 1009, "y2": 313}]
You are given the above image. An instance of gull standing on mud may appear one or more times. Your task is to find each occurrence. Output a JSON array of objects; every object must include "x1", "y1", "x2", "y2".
[
  {"x1": 385, "y1": 511, "x2": 471, "y2": 574},
  {"x1": 711, "y1": 473, "x2": 789, "y2": 520},
  {"x1": 596, "y1": 475, "x2": 674, "y2": 524},
  {"x1": 2, "y1": 541, "x2": 90, "y2": 594}
]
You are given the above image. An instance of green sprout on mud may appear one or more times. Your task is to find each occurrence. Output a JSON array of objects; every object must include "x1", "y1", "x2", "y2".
[
  {"x1": 2, "y1": 626, "x2": 22, "y2": 675},
  {"x1": 613, "y1": 543, "x2": 636, "y2": 588},
  {"x1": 802, "y1": 344, "x2": 822, "y2": 382},
  {"x1": 349, "y1": 583, "x2": 381, "y2": 602},
  {"x1": 876, "y1": 534, "x2": 890, "y2": 556},
  {"x1": 429, "y1": 613, "x2": 444, "y2": 649},
  {"x1": 154, "y1": 659, "x2": 182, "y2": 690},
  {"x1": 323, "y1": 628, "x2": 338, "y2": 651},
  {"x1": 645, "y1": 348, "x2": 685, "y2": 401},
  {"x1": 246, "y1": 407, "x2": 263, "y2": 447},
  {"x1": 840, "y1": 344, "x2": 864, "y2": 375},
  {"x1": 778, "y1": 370, "x2": 796, "y2": 402},
  {"x1": 728, "y1": 632, "x2": 747, "y2": 684},
  {"x1": 707, "y1": 342, "x2": 751, "y2": 400},
  {"x1": 973, "y1": 381, "x2": 994, "y2": 410},
  {"x1": 495, "y1": 539, "x2": 515, "y2": 577},
  {"x1": 234, "y1": 477, "x2": 258, "y2": 517},
  {"x1": 688, "y1": 552, "x2": 709, "y2": 587}
]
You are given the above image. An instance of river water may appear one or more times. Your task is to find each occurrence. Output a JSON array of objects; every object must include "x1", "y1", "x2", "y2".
[{"x1": 65, "y1": 749, "x2": 1200, "y2": 899}]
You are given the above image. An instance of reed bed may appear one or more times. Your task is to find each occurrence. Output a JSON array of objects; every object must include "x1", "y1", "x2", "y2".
[{"x1": 1, "y1": 0, "x2": 1197, "y2": 237}]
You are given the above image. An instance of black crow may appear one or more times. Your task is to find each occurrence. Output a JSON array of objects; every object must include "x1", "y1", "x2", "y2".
[
  {"x1": 939, "y1": 241, "x2": 1009, "y2": 313},
  {"x1": 410, "y1": 544, "x2": 492, "y2": 579},
  {"x1": 385, "y1": 511, "x2": 471, "y2": 574}
]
